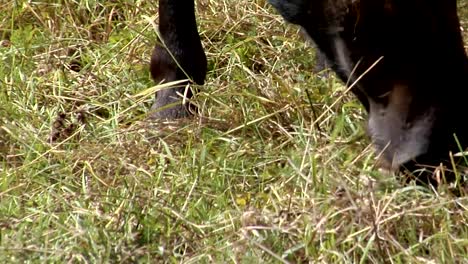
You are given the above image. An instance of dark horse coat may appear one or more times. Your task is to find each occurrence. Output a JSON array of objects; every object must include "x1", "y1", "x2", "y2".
[{"x1": 150, "y1": 0, "x2": 468, "y2": 184}]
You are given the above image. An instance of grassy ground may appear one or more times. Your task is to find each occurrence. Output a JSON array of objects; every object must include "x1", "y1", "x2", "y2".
[{"x1": 1, "y1": 0, "x2": 467, "y2": 263}]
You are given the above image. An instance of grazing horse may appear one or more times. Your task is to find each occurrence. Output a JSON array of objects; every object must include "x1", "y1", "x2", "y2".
[{"x1": 150, "y1": 0, "x2": 468, "y2": 184}]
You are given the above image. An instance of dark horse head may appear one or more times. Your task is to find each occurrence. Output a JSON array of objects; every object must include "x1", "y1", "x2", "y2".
[{"x1": 270, "y1": 0, "x2": 468, "y2": 183}]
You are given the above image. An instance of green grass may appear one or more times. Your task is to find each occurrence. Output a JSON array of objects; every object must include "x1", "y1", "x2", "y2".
[{"x1": 1, "y1": 0, "x2": 467, "y2": 263}]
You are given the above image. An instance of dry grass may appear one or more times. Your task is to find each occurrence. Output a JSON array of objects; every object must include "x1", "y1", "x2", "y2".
[{"x1": 0, "y1": 0, "x2": 467, "y2": 263}]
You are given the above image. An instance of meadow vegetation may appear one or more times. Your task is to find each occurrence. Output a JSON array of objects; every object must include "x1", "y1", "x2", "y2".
[{"x1": 0, "y1": 0, "x2": 467, "y2": 262}]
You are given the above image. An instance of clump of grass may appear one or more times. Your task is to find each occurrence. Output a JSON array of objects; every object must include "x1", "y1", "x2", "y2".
[{"x1": 0, "y1": 0, "x2": 467, "y2": 263}]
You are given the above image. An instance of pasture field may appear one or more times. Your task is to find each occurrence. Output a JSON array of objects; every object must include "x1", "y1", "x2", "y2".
[{"x1": 1, "y1": 0, "x2": 467, "y2": 263}]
